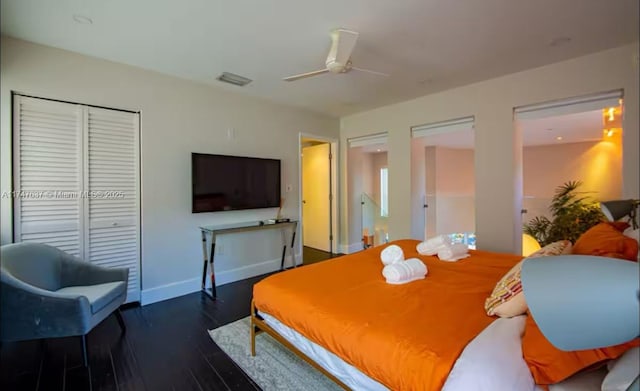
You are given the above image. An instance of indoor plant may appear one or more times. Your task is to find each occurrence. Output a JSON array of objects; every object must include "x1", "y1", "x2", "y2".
[{"x1": 523, "y1": 181, "x2": 605, "y2": 246}]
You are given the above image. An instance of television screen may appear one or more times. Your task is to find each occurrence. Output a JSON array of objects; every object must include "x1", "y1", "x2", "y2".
[{"x1": 192, "y1": 153, "x2": 281, "y2": 213}]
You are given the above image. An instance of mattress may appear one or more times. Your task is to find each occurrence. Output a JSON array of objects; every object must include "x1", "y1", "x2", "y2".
[
  {"x1": 259, "y1": 310, "x2": 606, "y2": 391},
  {"x1": 260, "y1": 311, "x2": 387, "y2": 390},
  {"x1": 253, "y1": 239, "x2": 525, "y2": 390}
]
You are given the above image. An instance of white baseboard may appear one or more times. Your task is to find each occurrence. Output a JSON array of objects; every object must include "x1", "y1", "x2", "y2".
[
  {"x1": 141, "y1": 277, "x2": 200, "y2": 305},
  {"x1": 216, "y1": 254, "x2": 300, "y2": 285},
  {"x1": 340, "y1": 242, "x2": 363, "y2": 254},
  {"x1": 140, "y1": 254, "x2": 302, "y2": 306}
]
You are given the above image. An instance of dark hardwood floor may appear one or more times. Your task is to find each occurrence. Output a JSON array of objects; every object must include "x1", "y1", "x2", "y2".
[
  {"x1": 302, "y1": 246, "x2": 341, "y2": 265},
  {"x1": 0, "y1": 274, "x2": 273, "y2": 391}
]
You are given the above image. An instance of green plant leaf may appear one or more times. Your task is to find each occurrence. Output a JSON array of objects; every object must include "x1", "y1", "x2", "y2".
[{"x1": 523, "y1": 181, "x2": 605, "y2": 246}]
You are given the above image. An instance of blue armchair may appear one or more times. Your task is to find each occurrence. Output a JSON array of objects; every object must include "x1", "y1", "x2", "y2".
[{"x1": 0, "y1": 242, "x2": 128, "y2": 366}]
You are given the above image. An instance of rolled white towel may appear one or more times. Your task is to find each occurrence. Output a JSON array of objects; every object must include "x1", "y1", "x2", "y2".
[
  {"x1": 382, "y1": 258, "x2": 427, "y2": 284},
  {"x1": 417, "y1": 235, "x2": 451, "y2": 256},
  {"x1": 437, "y1": 243, "x2": 470, "y2": 262},
  {"x1": 380, "y1": 244, "x2": 404, "y2": 265}
]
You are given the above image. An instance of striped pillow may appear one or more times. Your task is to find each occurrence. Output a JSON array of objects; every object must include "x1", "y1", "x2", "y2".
[{"x1": 485, "y1": 240, "x2": 572, "y2": 317}]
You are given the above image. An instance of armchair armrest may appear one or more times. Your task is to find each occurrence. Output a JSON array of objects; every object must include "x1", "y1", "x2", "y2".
[
  {"x1": 0, "y1": 273, "x2": 93, "y2": 341},
  {"x1": 59, "y1": 253, "x2": 129, "y2": 288}
]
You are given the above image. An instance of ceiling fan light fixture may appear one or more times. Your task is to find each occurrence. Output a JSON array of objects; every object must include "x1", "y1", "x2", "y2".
[
  {"x1": 217, "y1": 72, "x2": 252, "y2": 86},
  {"x1": 283, "y1": 28, "x2": 388, "y2": 82}
]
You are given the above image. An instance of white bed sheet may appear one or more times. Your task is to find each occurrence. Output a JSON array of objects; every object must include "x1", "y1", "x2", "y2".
[
  {"x1": 260, "y1": 311, "x2": 603, "y2": 391},
  {"x1": 260, "y1": 311, "x2": 387, "y2": 390},
  {"x1": 260, "y1": 311, "x2": 540, "y2": 391}
]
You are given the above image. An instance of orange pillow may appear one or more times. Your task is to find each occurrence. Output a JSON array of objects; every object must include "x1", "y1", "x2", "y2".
[
  {"x1": 572, "y1": 222, "x2": 638, "y2": 262},
  {"x1": 522, "y1": 313, "x2": 640, "y2": 386},
  {"x1": 484, "y1": 240, "x2": 572, "y2": 317}
]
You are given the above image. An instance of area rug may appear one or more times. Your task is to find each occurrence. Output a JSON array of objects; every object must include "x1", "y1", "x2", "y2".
[{"x1": 208, "y1": 317, "x2": 342, "y2": 391}]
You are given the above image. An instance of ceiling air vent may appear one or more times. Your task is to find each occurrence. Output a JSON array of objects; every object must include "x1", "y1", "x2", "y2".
[{"x1": 216, "y1": 72, "x2": 252, "y2": 86}]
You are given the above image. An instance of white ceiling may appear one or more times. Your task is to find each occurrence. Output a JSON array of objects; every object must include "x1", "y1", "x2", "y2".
[
  {"x1": 404, "y1": 108, "x2": 608, "y2": 149},
  {"x1": 519, "y1": 109, "x2": 606, "y2": 147},
  {"x1": 1, "y1": 0, "x2": 638, "y2": 118}
]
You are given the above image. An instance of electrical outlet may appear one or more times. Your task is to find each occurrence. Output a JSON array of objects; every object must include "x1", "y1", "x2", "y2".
[{"x1": 217, "y1": 244, "x2": 224, "y2": 255}]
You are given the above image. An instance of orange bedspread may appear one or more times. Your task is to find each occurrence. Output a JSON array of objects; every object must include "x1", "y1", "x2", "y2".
[{"x1": 253, "y1": 239, "x2": 523, "y2": 390}]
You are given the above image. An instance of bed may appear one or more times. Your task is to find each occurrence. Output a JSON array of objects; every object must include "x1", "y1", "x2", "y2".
[{"x1": 251, "y1": 239, "x2": 538, "y2": 390}]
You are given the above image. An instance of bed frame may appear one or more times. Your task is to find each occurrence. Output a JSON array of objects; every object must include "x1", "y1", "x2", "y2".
[{"x1": 250, "y1": 299, "x2": 350, "y2": 390}]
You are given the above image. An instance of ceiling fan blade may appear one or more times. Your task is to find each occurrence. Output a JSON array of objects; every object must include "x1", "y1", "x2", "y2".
[
  {"x1": 283, "y1": 69, "x2": 330, "y2": 82},
  {"x1": 327, "y1": 29, "x2": 359, "y2": 66},
  {"x1": 352, "y1": 66, "x2": 390, "y2": 77}
]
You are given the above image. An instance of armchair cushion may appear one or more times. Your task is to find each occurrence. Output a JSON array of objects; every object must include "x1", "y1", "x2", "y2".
[{"x1": 56, "y1": 281, "x2": 126, "y2": 314}]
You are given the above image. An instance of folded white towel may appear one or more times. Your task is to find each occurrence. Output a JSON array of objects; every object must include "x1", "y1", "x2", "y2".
[
  {"x1": 417, "y1": 235, "x2": 451, "y2": 256},
  {"x1": 380, "y1": 244, "x2": 404, "y2": 265},
  {"x1": 437, "y1": 243, "x2": 470, "y2": 262},
  {"x1": 382, "y1": 258, "x2": 427, "y2": 284}
]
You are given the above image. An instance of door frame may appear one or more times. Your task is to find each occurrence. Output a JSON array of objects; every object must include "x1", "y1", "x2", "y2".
[{"x1": 298, "y1": 132, "x2": 339, "y2": 256}]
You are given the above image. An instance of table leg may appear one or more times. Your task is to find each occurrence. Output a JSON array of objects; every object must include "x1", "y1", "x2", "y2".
[
  {"x1": 201, "y1": 230, "x2": 217, "y2": 300},
  {"x1": 209, "y1": 238, "x2": 217, "y2": 299},
  {"x1": 280, "y1": 228, "x2": 287, "y2": 270},
  {"x1": 201, "y1": 230, "x2": 208, "y2": 291},
  {"x1": 280, "y1": 245, "x2": 287, "y2": 270},
  {"x1": 290, "y1": 223, "x2": 297, "y2": 268}
]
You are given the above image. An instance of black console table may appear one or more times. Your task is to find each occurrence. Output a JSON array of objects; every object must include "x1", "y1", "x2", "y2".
[{"x1": 199, "y1": 220, "x2": 298, "y2": 299}]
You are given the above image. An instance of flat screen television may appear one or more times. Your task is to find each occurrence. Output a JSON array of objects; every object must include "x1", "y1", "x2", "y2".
[{"x1": 191, "y1": 153, "x2": 281, "y2": 213}]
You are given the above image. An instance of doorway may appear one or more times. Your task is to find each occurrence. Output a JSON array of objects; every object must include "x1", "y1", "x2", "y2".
[
  {"x1": 410, "y1": 116, "x2": 476, "y2": 247},
  {"x1": 299, "y1": 134, "x2": 338, "y2": 261},
  {"x1": 515, "y1": 91, "x2": 624, "y2": 253},
  {"x1": 347, "y1": 133, "x2": 389, "y2": 250}
]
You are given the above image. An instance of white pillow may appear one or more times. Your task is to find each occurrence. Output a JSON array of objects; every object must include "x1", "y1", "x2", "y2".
[
  {"x1": 442, "y1": 316, "x2": 536, "y2": 391},
  {"x1": 602, "y1": 347, "x2": 639, "y2": 391}
]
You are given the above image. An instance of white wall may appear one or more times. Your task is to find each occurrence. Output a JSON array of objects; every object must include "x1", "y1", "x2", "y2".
[
  {"x1": 413, "y1": 145, "x2": 476, "y2": 238},
  {"x1": 524, "y1": 139, "x2": 623, "y2": 200},
  {"x1": 340, "y1": 42, "x2": 639, "y2": 254},
  {"x1": 424, "y1": 146, "x2": 437, "y2": 239},
  {"x1": 434, "y1": 147, "x2": 475, "y2": 235},
  {"x1": 0, "y1": 37, "x2": 339, "y2": 304},
  {"x1": 413, "y1": 139, "x2": 622, "y2": 235},
  {"x1": 523, "y1": 137, "x2": 623, "y2": 222},
  {"x1": 410, "y1": 139, "x2": 427, "y2": 240},
  {"x1": 371, "y1": 152, "x2": 387, "y2": 206}
]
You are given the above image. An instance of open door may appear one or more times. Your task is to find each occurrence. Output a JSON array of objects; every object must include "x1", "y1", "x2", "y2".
[{"x1": 302, "y1": 142, "x2": 331, "y2": 252}]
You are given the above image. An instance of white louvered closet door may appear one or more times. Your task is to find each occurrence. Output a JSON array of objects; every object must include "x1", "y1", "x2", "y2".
[
  {"x1": 13, "y1": 95, "x2": 141, "y2": 303},
  {"x1": 85, "y1": 107, "x2": 140, "y2": 303},
  {"x1": 13, "y1": 96, "x2": 84, "y2": 256}
]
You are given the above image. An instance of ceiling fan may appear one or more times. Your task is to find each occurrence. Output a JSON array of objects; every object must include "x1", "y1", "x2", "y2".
[{"x1": 283, "y1": 28, "x2": 389, "y2": 82}]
